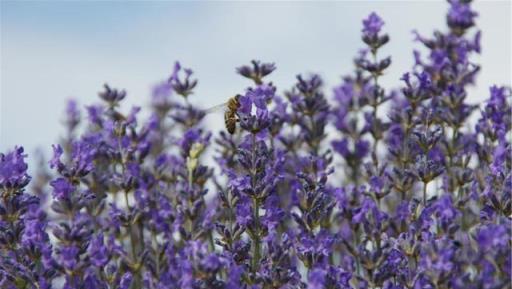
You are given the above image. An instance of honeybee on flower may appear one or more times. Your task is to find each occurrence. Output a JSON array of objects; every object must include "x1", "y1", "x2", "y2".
[{"x1": 204, "y1": 95, "x2": 241, "y2": 134}]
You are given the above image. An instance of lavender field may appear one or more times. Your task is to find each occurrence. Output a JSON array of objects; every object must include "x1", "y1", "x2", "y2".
[{"x1": 0, "y1": 1, "x2": 511, "y2": 288}]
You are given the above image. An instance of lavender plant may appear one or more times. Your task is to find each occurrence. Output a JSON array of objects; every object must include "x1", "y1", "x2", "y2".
[{"x1": 1, "y1": 1, "x2": 510, "y2": 288}]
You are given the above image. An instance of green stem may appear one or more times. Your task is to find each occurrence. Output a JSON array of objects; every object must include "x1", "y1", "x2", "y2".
[
  {"x1": 152, "y1": 231, "x2": 160, "y2": 276},
  {"x1": 371, "y1": 50, "x2": 381, "y2": 171},
  {"x1": 138, "y1": 221, "x2": 144, "y2": 257},
  {"x1": 252, "y1": 197, "x2": 261, "y2": 272},
  {"x1": 250, "y1": 132, "x2": 261, "y2": 273}
]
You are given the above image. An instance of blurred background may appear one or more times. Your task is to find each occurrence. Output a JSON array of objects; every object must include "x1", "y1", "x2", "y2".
[{"x1": 1, "y1": 0, "x2": 511, "y2": 165}]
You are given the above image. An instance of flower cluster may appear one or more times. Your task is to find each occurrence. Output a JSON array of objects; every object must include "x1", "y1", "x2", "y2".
[{"x1": 1, "y1": 1, "x2": 510, "y2": 288}]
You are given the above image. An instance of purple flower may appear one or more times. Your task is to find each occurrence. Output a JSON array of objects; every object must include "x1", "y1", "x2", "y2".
[
  {"x1": 21, "y1": 207, "x2": 50, "y2": 250},
  {"x1": 201, "y1": 253, "x2": 222, "y2": 272},
  {"x1": 0, "y1": 146, "x2": 30, "y2": 189},
  {"x1": 447, "y1": 0, "x2": 477, "y2": 31},
  {"x1": 237, "y1": 60, "x2": 276, "y2": 84},
  {"x1": 362, "y1": 12, "x2": 384, "y2": 38},
  {"x1": 65, "y1": 99, "x2": 81, "y2": 131},
  {"x1": 226, "y1": 263, "x2": 244, "y2": 289},
  {"x1": 434, "y1": 194, "x2": 459, "y2": 229},
  {"x1": 49, "y1": 144, "x2": 64, "y2": 170},
  {"x1": 85, "y1": 104, "x2": 104, "y2": 126},
  {"x1": 308, "y1": 268, "x2": 326, "y2": 289},
  {"x1": 119, "y1": 272, "x2": 133, "y2": 289},
  {"x1": 352, "y1": 197, "x2": 376, "y2": 224},
  {"x1": 98, "y1": 84, "x2": 126, "y2": 105},
  {"x1": 168, "y1": 61, "x2": 198, "y2": 97},
  {"x1": 58, "y1": 245, "x2": 80, "y2": 270},
  {"x1": 332, "y1": 138, "x2": 370, "y2": 161},
  {"x1": 152, "y1": 81, "x2": 173, "y2": 102},
  {"x1": 237, "y1": 84, "x2": 275, "y2": 133},
  {"x1": 476, "y1": 224, "x2": 509, "y2": 252},
  {"x1": 235, "y1": 197, "x2": 253, "y2": 227},
  {"x1": 50, "y1": 177, "x2": 74, "y2": 200},
  {"x1": 412, "y1": 155, "x2": 445, "y2": 183},
  {"x1": 88, "y1": 233, "x2": 110, "y2": 267}
]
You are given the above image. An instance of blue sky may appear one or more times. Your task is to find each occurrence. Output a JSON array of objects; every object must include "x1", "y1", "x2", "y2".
[{"x1": 1, "y1": 0, "x2": 510, "y2": 162}]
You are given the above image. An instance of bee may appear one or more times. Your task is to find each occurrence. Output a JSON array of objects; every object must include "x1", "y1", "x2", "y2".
[{"x1": 204, "y1": 95, "x2": 241, "y2": 134}]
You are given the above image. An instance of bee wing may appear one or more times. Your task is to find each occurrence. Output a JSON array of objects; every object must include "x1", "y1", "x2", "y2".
[{"x1": 204, "y1": 102, "x2": 228, "y2": 114}]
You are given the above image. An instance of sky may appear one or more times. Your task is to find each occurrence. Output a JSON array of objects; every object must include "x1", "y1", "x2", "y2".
[{"x1": 1, "y1": 0, "x2": 511, "y2": 165}]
